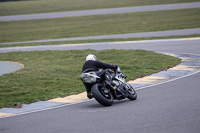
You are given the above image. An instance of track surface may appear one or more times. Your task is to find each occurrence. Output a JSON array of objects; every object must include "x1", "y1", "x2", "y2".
[
  {"x1": 1, "y1": 28, "x2": 200, "y2": 45},
  {"x1": 0, "y1": 39, "x2": 200, "y2": 133},
  {"x1": 0, "y1": 2, "x2": 200, "y2": 21}
]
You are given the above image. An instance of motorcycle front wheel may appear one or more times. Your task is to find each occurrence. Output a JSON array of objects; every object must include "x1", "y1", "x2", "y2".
[
  {"x1": 127, "y1": 85, "x2": 137, "y2": 100},
  {"x1": 91, "y1": 83, "x2": 114, "y2": 106}
]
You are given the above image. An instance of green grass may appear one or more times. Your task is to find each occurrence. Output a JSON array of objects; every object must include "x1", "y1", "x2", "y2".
[
  {"x1": 0, "y1": 34, "x2": 199, "y2": 48},
  {"x1": 0, "y1": 8, "x2": 200, "y2": 43},
  {"x1": 0, "y1": 0, "x2": 198, "y2": 16},
  {"x1": 0, "y1": 50, "x2": 181, "y2": 108}
]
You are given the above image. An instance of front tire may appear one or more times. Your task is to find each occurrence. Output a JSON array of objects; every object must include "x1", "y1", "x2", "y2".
[
  {"x1": 91, "y1": 84, "x2": 114, "y2": 106},
  {"x1": 127, "y1": 85, "x2": 137, "y2": 100}
]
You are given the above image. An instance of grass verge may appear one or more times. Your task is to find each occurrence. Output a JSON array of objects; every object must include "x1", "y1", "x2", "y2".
[
  {"x1": 1, "y1": 8, "x2": 200, "y2": 43},
  {"x1": 0, "y1": 0, "x2": 198, "y2": 16},
  {"x1": 0, "y1": 50, "x2": 181, "y2": 108}
]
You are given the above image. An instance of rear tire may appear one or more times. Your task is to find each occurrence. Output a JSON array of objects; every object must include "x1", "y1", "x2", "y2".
[{"x1": 91, "y1": 84, "x2": 114, "y2": 106}]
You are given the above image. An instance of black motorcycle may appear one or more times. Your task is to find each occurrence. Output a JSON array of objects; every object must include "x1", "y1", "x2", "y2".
[{"x1": 80, "y1": 67, "x2": 137, "y2": 106}]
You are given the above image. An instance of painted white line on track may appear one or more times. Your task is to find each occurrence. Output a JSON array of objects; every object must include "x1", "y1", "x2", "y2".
[{"x1": 135, "y1": 69, "x2": 200, "y2": 91}]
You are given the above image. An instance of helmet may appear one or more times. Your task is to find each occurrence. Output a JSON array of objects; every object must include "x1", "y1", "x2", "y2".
[{"x1": 86, "y1": 54, "x2": 97, "y2": 61}]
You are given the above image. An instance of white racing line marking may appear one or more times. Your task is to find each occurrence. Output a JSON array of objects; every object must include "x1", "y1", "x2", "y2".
[
  {"x1": 0, "y1": 52, "x2": 200, "y2": 119},
  {"x1": 136, "y1": 69, "x2": 200, "y2": 91},
  {"x1": 135, "y1": 52, "x2": 200, "y2": 90}
]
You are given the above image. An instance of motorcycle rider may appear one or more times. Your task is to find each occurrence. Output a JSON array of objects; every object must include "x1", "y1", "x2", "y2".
[{"x1": 82, "y1": 54, "x2": 118, "y2": 99}]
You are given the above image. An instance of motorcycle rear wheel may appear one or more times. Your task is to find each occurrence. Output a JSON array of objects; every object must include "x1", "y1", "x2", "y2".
[{"x1": 91, "y1": 83, "x2": 114, "y2": 106}]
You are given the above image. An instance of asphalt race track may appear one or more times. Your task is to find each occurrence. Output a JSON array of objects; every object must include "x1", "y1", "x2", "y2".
[
  {"x1": 0, "y1": 1, "x2": 200, "y2": 133},
  {"x1": 0, "y1": 2, "x2": 200, "y2": 21},
  {"x1": 0, "y1": 38, "x2": 200, "y2": 133},
  {"x1": 1, "y1": 28, "x2": 200, "y2": 45}
]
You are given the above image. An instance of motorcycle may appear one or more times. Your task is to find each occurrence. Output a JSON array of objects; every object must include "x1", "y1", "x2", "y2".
[{"x1": 80, "y1": 67, "x2": 137, "y2": 106}]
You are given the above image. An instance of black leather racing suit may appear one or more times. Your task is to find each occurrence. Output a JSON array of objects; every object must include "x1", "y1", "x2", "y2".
[{"x1": 82, "y1": 60, "x2": 115, "y2": 93}]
